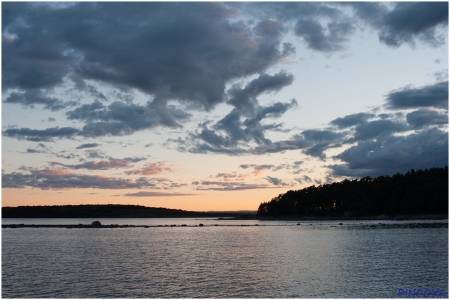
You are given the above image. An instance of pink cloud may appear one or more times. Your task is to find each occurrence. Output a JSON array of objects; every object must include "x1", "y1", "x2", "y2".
[
  {"x1": 125, "y1": 161, "x2": 178, "y2": 176},
  {"x1": 2, "y1": 167, "x2": 184, "y2": 190},
  {"x1": 194, "y1": 180, "x2": 273, "y2": 191},
  {"x1": 123, "y1": 191, "x2": 197, "y2": 197}
]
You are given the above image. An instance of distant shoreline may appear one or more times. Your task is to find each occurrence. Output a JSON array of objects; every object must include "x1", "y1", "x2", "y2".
[
  {"x1": 1, "y1": 204, "x2": 247, "y2": 218},
  {"x1": 2, "y1": 205, "x2": 447, "y2": 221},
  {"x1": 230, "y1": 214, "x2": 449, "y2": 221},
  {"x1": 2, "y1": 214, "x2": 447, "y2": 221}
]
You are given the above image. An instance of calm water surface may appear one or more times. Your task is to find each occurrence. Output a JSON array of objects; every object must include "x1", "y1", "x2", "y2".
[{"x1": 2, "y1": 218, "x2": 448, "y2": 298}]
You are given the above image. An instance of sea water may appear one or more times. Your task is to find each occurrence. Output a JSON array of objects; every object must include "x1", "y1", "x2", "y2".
[{"x1": 2, "y1": 218, "x2": 448, "y2": 298}]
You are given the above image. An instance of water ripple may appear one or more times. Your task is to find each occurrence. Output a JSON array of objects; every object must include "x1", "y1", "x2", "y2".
[{"x1": 2, "y1": 221, "x2": 448, "y2": 298}]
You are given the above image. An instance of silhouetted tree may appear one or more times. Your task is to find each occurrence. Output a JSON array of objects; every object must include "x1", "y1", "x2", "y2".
[{"x1": 257, "y1": 167, "x2": 448, "y2": 217}]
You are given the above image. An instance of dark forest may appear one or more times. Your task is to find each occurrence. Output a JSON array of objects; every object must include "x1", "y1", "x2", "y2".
[{"x1": 257, "y1": 167, "x2": 448, "y2": 217}]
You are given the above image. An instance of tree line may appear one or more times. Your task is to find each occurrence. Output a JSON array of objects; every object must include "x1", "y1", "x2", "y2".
[
  {"x1": 2, "y1": 204, "x2": 238, "y2": 218},
  {"x1": 257, "y1": 167, "x2": 448, "y2": 217}
]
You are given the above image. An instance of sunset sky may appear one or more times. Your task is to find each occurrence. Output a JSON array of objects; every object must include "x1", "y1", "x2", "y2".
[{"x1": 2, "y1": 2, "x2": 448, "y2": 211}]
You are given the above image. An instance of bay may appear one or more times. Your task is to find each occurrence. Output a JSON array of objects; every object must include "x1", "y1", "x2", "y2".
[{"x1": 2, "y1": 218, "x2": 448, "y2": 298}]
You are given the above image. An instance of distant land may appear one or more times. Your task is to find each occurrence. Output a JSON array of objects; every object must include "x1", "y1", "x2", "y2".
[
  {"x1": 2, "y1": 204, "x2": 253, "y2": 218},
  {"x1": 257, "y1": 167, "x2": 448, "y2": 218},
  {"x1": 2, "y1": 167, "x2": 448, "y2": 220}
]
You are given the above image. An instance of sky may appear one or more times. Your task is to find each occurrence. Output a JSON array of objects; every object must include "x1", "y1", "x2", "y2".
[{"x1": 2, "y1": 2, "x2": 448, "y2": 211}]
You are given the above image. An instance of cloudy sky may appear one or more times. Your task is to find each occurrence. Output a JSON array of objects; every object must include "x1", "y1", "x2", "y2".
[{"x1": 2, "y1": 2, "x2": 448, "y2": 211}]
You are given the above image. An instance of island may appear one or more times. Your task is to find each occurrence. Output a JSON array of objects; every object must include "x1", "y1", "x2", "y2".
[{"x1": 2, "y1": 204, "x2": 251, "y2": 218}]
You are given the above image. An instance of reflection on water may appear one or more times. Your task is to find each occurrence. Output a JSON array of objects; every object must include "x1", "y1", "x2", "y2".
[{"x1": 2, "y1": 219, "x2": 448, "y2": 298}]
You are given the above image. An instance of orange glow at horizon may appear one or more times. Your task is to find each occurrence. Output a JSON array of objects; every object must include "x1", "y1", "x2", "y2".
[{"x1": 2, "y1": 186, "x2": 294, "y2": 212}]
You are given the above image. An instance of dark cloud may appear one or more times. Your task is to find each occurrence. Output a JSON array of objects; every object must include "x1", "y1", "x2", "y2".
[
  {"x1": 123, "y1": 157, "x2": 147, "y2": 163},
  {"x1": 177, "y1": 140, "x2": 246, "y2": 156},
  {"x1": 330, "y1": 128, "x2": 448, "y2": 178},
  {"x1": 50, "y1": 159, "x2": 132, "y2": 170},
  {"x1": 67, "y1": 101, "x2": 191, "y2": 137},
  {"x1": 234, "y1": 2, "x2": 341, "y2": 24},
  {"x1": 2, "y1": 34, "x2": 72, "y2": 92},
  {"x1": 295, "y1": 175, "x2": 313, "y2": 184},
  {"x1": 55, "y1": 152, "x2": 79, "y2": 160},
  {"x1": 302, "y1": 141, "x2": 336, "y2": 159},
  {"x1": 255, "y1": 18, "x2": 286, "y2": 39},
  {"x1": 348, "y1": 2, "x2": 388, "y2": 29},
  {"x1": 350, "y1": 2, "x2": 448, "y2": 48},
  {"x1": 4, "y1": 91, "x2": 76, "y2": 111},
  {"x1": 236, "y1": 2, "x2": 357, "y2": 53},
  {"x1": 293, "y1": 161, "x2": 303, "y2": 166},
  {"x1": 301, "y1": 129, "x2": 345, "y2": 142},
  {"x1": 25, "y1": 143, "x2": 48, "y2": 154},
  {"x1": 4, "y1": 2, "x2": 448, "y2": 150},
  {"x1": 251, "y1": 129, "x2": 348, "y2": 160},
  {"x1": 257, "y1": 99, "x2": 299, "y2": 120},
  {"x1": 109, "y1": 90, "x2": 134, "y2": 104},
  {"x1": 377, "y1": 112, "x2": 403, "y2": 120},
  {"x1": 3, "y1": 126, "x2": 79, "y2": 142},
  {"x1": 75, "y1": 143, "x2": 100, "y2": 149},
  {"x1": 385, "y1": 81, "x2": 448, "y2": 110},
  {"x1": 186, "y1": 99, "x2": 297, "y2": 154},
  {"x1": 252, "y1": 135, "x2": 312, "y2": 155},
  {"x1": 84, "y1": 149, "x2": 106, "y2": 159},
  {"x1": 281, "y1": 42, "x2": 296, "y2": 57},
  {"x1": 2, "y1": 169, "x2": 159, "y2": 190},
  {"x1": 330, "y1": 113, "x2": 375, "y2": 129},
  {"x1": 406, "y1": 109, "x2": 448, "y2": 128},
  {"x1": 269, "y1": 164, "x2": 290, "y2": 171},
  {"x1": 3, "y1": 3, "x2": 289, "y2": 111},
  {"x1": 252, "y1": 103, "x2": 441, "y2": 161},
  {"x1": 65, "y1": 100, "x2": 105, "y2": 121},
  {"x1": 314, "y1": 179, "x2": 323, "y2": 185},
  {"x1": 6, "y1": 98, "x2": 195, "y2": 140},
  {"x1": 265, "y1": 176, "x2": 289, "y2": 186},
  {"x1": 378, "y1": 2, "x2": 448, "y2": 48},
  {"x1": 227, "y1": 72, "x2": 294, "y2": 115},
  {"x1": 85, "y1": 85, "x2": 107, "y2": 101},
  {"x1": 2, "y1": 2, "x2": 29, "y2": 29},
  {"x1": 26, "y1": 149, "x2": 42, "y2": 154},
  {"x1": 351, "y1": 120, "x2": 408, "y2": 142},
  {"x1": 3, "y1": 2, "x2": 448, "y2": 188},
  {"x1": 3, "y1": 2, "x2": 447, "y2": 113},
  {"x1": 240, "y1": 2, "x2": 447, "y2": 53},
  {"x1": 298, "y1": 129, "x2": 347, "y2": 159},
  {"x1": 294, "y1": 18, "x2": 355, "y2": 52},
  {"x1": 239, "y1": 164, "x2": 273, "y2": 170}
]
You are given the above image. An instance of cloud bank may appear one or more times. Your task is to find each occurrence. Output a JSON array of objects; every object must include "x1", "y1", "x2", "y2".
[{"x1": 2, "y1": 2, "x2": 448, "y2": 193}]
